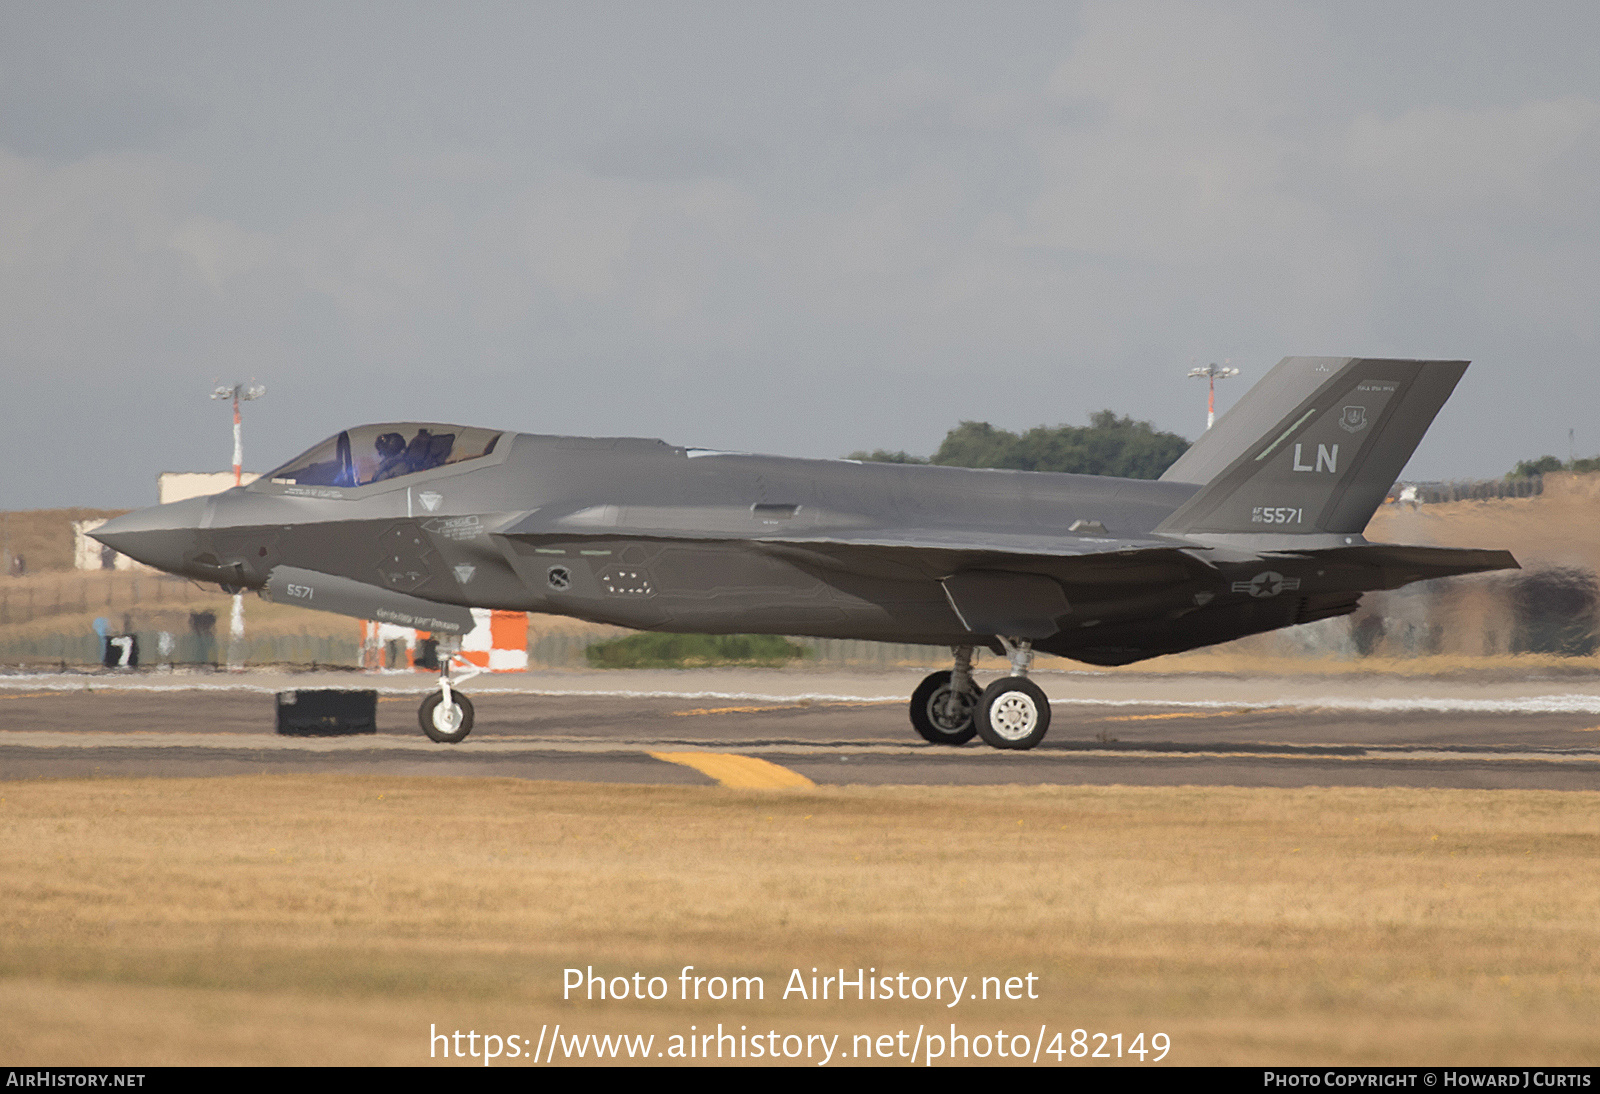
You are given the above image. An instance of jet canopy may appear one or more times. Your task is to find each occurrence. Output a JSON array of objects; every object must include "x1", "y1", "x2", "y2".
[{"x1": 265, "y1": 423, "x2": 503, "y2": 488}]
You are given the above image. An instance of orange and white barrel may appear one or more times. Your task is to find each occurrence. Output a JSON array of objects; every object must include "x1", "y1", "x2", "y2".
[
  {"x1": 361, "y1": 611, "x2": 529, "y2": 672},
  {"x1": 457, "y1": 609, "x2": 530, "y2": 672}
]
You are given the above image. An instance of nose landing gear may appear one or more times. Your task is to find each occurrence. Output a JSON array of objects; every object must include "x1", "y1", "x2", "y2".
[
  {"x1": 419, "y1": 637, "x2": 482, "y2": 744},
  {"x1": 908, "y1": 638, "x2": 1052, "y2": 750}
]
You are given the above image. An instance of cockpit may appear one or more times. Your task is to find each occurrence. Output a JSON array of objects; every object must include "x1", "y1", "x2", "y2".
[{"x1": 264, "y1": 423, "x2": 504, "y2": 488}]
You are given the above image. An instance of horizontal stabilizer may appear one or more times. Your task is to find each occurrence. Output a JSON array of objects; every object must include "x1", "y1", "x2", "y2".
[
  {"x1": 264, "y1": 566, "x2": 475, "y2": 634},
  {"x1": 1270, "y1": 544, "x2": 1519, "y2": 588}
]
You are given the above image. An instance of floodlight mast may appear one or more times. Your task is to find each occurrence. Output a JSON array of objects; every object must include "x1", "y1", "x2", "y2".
[
  {"x1": 211, "y1": 382, "x2": 267, "y2": 486},
  {"x1": 1187, "y1": 362, "x2": 1239, "y2": 430},
  {"x1": 210, "y1": 381, "x2": 265, "y2": 672}
]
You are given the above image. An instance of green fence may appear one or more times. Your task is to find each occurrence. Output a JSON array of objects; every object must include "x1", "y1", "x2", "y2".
[
  {"x1": 792, "y1": 637, "x2": 948, "y2": 668},
  {"x1": 0, "y1": 632, "x2": 361, "y2": 670}
]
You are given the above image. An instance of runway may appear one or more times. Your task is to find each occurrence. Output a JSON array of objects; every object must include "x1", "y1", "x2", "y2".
[{"x1": 3, "y1": 668, "x2": 1600, "y2": 790}]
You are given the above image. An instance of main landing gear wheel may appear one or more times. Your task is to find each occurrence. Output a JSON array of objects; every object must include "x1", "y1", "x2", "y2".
[
  {"x1": 975, "y1": 677, "x2": 1050, "y2": 750},
  {"x1": 909, "y1": 670, "x2": 981, "y2": 745},
  {"x1": 419, "y1": 690, "x2": 475, "y2": 744}
]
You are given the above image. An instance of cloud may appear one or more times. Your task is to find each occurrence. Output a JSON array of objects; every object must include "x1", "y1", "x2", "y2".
[
  {"x1": 515, "y1": 174, "x2": 644, "y2": 298},
  {"x1": 849, "y1": 68, "x2": 957, "y2": 127},
  {"x1": 1045, "y1": 0, "x2": 1324, "y2": 132},
  {"x1": 0, "y1": 149, "x2": 208, "y2": 360},
  {"x1": 168, "y1": 216, "x2": 276, "y2": 294},
  {"x1": 1337, "y1": 97, "x2": 1600, "y2": 213},
  {"x1": 0, "y1": 70, "x2": 196, "y2": 159},
  {"x1": 583, "y1": 132, "x2": 770, "y2": 182}
]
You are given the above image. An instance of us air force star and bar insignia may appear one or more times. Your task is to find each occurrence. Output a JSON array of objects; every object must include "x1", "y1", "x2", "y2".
[
  {"x1": 1231, "y1": 571, "x2": 1301, "y2": 598},
  {"x1": 1339, "y1": 405, "x2": 1368, "y2": 433}
]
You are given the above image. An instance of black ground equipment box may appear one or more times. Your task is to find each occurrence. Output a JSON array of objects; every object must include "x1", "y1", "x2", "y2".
[{"x1": 275, "y1": 689, "x2": 378, "y2": 736}]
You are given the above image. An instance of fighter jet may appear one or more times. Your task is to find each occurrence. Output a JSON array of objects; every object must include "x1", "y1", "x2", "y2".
[{"x1": 92, "y1": 357, "x2": 1516, "y2": 749}]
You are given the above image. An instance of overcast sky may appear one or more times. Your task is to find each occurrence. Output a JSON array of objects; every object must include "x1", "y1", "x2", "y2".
[{"x1": 5, "y1": 1, "x2": 1599, "y2": 508}]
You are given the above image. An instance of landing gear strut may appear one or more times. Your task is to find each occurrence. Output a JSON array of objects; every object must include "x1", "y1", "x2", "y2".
[
  {"x1": 909, "y1": 646, "x2": 981, "y2": 744},
  {"x1": 419, "y1": 636, "x2": 481, "y2": 744},
  {"x1": 973, "y1": 637, "x2": 1051, "y2": 751}
]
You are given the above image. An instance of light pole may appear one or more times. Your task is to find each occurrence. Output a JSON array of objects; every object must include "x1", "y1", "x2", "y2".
[
  {"x1": 212, "y1": 382, "x2": 267, "y2": 486},
  {"x1": 211, "y1": 382, "x2": 266, "y2": 669},
  {"x1": 1187, "y1": 362, "x2": 1239, "y2": 430}
]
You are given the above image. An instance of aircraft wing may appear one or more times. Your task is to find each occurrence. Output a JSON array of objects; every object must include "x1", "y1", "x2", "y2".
[
  {"x1": 500, "y1": 506, "x2": 1216, "y2": 639},
  {"x1": 499, "y1": 506, "x2": 1211, "y2": 575},
  {"x1": 747, "y1": 526, "x2": 1196, "y2": 557},
  {"x1": 748, "y1": 536, "x2": 1218, "y2": 638}
]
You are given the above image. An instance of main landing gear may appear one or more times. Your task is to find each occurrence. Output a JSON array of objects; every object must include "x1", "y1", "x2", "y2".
[
  {"x1": 419, "y1": 637, "x2": 482, "y2": 744},
  {"x1": 908, "y1": 639, "x2": 1051, "y2": 751},
  {"x1": 909, "y1": 646, "x2": 981, "y2": 745}
]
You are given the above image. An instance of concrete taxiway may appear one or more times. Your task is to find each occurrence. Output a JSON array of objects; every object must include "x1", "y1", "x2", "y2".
[{"x1": 2, "y1": 667, "x2": 1599, "y2": 790}]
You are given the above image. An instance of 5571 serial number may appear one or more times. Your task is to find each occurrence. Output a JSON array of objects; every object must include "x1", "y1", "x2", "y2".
[{"x1": 1251, "y1": 506, "x2": 1303, "y2": 524}]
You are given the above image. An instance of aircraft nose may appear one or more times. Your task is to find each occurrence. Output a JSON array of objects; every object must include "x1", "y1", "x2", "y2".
[{"x1": 90, "y1": 496, "x2": 212, "y2": 576}]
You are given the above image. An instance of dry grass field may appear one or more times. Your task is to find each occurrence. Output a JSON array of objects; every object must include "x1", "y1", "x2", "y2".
[
  {"x1": 1367, "y1": 473, "x2": 1600, "y2": 573},
  {"x1": 2, "y1": 775, "x2": 1598, "y2": 1066},
  {"x1": 0, "y1": 508, "x2": 129, "y2": 574}
]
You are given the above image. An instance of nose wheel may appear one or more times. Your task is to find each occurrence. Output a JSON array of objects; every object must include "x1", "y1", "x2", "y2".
[
  {"x1": 419, "y1": 637, "x2": 482, "y2": 744},
  {"x1": 419, "y1": 690, "x2": 475, "y2": 743}
]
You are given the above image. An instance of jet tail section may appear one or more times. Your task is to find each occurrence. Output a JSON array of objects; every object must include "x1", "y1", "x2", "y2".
[{"x1": 1157, "y1": 357, "x2": 1468, "y2": 536}]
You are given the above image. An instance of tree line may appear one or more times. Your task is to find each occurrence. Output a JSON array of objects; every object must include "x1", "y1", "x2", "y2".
[
  {"x1": 847, "y1": 410, "x2": 1190, "y2": 480},
  {"x1": 1507, "y1": 455, "x2": 1600, "y2": 478}
]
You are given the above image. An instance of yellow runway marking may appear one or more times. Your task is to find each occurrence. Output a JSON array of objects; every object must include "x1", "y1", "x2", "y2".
[
  {"x1": 650, "y1": 751, "x2": 815, "y2": 789},
  {"x1": 0, "y1": 692, "x2": 62, "y2": 700}
]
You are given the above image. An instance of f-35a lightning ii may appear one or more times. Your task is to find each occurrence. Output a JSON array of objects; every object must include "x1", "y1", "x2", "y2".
[{"x1": 93, "y1": 356, "x2": 1516, "y2": 749}]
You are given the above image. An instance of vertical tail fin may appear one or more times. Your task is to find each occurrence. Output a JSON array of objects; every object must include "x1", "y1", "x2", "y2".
[{"x1": 1156, "y1": 356, "x2": 1467, "y2": 535}]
